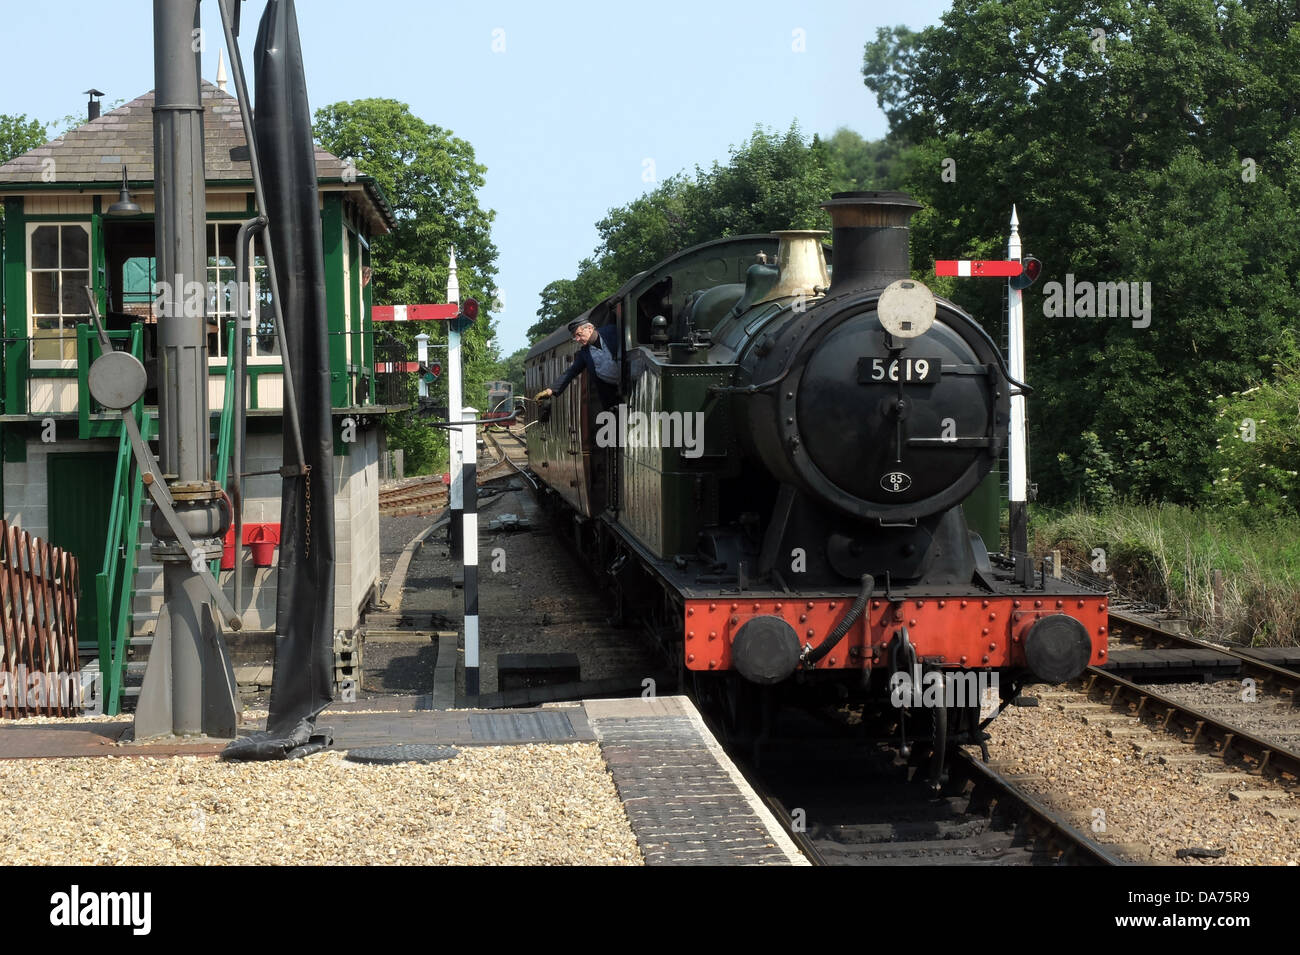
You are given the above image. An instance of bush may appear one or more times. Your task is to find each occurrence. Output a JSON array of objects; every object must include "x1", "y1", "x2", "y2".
[
  {"x1": 1031, "y1": 502, "x2": 1300, "y2": 647},
  {"x1": 1207, "y1": 332, "x2": 1300, "y2": 520}
]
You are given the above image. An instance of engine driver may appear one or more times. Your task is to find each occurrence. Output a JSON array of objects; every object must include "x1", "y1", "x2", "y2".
[{"x1": 534, "y1": 318, "x2": 620, "y2": 409}]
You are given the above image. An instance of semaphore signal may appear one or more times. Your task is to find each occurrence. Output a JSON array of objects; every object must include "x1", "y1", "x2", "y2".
[{"x1": 934, "y1": 259, "x2": 1023, "y2": 277}]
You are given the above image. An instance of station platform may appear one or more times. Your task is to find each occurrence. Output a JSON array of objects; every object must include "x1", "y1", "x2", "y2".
[{"x1": 0, "y1": 695, "x2": 805, "y2": 866}]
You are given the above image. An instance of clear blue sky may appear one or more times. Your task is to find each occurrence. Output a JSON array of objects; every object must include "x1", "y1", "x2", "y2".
[{"x1": 0, "y1": 0, "x2": 953, "y2": 354}]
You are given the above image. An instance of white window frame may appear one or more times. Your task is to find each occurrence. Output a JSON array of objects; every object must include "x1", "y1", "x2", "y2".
[
  {"x1": 206, "y1": 221, "x2": 279, "y2": 367},
  {"x1": 27, "y1": 222, "x2": 92, "y2": 369}
]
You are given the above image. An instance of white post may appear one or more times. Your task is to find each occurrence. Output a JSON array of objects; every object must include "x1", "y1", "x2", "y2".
[
  {"x1": 449, "y1": 244, "x2": 465, "y2": 537},
  {"x1": 448, "y1": 332, "x2": 463, "y2": 548},
  {"x1": 1007, "y1": 205, "x2": 1028, "y2": 557},
  {"x1": 447, "y1": 249, "x2": 462, "y2": 524},
  {"x1": 415, "y1": 332, "x2": 430, "y2": 399}
]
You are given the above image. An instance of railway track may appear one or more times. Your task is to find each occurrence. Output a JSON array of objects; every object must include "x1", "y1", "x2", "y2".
[
  {"x1": 752, "y1": 733, "x2": 1122, "y2": 866},
  {"x1": 1080, "y1": 610, "x2": 1300, "y2": 780},
  {"x1": 1107, "y1": 609, "x2": 1300, "y2": 701},
  {"x1": 1077, "y1": 663, "x2": 1300, "y2": 784},
  {"x1": 378, "y1": 424, "x2": 529, "y2": 516}
]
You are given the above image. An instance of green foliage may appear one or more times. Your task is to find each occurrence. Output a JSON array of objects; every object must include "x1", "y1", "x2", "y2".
[
  {"x1": 529, "y1": 124, "x2": 837, "y2": 343},
  {"x1": 314, "y1": 99, "x2": 500, "y2": 473},
  {"x1": 1208, "y1": 332, "x2": 1300, "y2": 517},
  {"x1": 822, "y1": 127, "x2": 914, "y2": 192},
  {"x1": 495, "y1": 347, "x2": 528, "y2": 398},
  {"x1": 1055, "y1": 430, "x2": 1117, "y2": 507},
  {"x1": 0, "y1": 113, "x2": 47, "y2": 165},
  {"x1": 863, "y1": 1, "x2": 1300, "y2": 507},
  {"x1": 0, "y1": 113, "x2": 49, "y2": 234},
  {"x1": 1032, "y1": 502, "x2": 1300, "y2": 646}
]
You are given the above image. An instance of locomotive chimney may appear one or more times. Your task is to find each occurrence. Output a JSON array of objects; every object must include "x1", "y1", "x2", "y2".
[{"x1": 821, "y1": 190, "x2": 922, "y2": 293}]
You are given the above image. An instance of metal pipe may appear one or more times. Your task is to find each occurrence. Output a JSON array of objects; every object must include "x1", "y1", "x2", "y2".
[
  {"x1": 153, "y1": 0, "x2": 209, "y2": 483},
  {"x1": 154, "y1": 0, "x2": 208, "y2": 736},
  {"x1": 216, "y1": 0, "x2": 307, "y2": 475},
  {"x1": 136, "y1": 0, "x2": 238, "y2": 739},
  {"x1": 820, "y1": 191, "x2": 922, "y2": 293},
  {"x1": 232, "y1": 214, "x2": 267, "y2": 615}
]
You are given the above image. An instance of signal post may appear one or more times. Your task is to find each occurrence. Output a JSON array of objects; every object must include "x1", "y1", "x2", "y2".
[
  {"x1": 934, "y1": 219, "x2": 1041, "y2": 560},
  {"x1": 373, "y1": 266, "x2": 482, "y2": 698}
]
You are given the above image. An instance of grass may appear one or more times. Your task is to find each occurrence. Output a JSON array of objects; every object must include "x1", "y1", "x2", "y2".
[{"x1": 1030, "y1": 503, "x2": 1300, "y2": 647}]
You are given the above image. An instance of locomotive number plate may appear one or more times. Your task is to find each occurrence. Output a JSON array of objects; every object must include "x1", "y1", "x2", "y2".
[{"x1": 858, "y1": 356, "x2": 940, "y2": 384}]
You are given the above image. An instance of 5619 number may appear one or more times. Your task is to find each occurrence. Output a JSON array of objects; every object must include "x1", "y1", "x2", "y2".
[{"x1": 859, "y1": 357, "x2": 938, "y2": 384}]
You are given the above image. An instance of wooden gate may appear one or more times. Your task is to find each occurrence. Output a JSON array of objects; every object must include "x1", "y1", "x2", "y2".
[{"x1": 0, "y1": 520, "x2": 81, "y2": 717}]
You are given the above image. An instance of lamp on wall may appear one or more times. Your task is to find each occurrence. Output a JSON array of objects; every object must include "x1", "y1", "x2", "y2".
[{"x1": 107, "y1": 165, "x2": 142, "y2": 216}]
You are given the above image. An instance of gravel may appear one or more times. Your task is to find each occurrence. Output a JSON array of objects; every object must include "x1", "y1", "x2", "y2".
[
  {"x1": 0, "y1": 743, "x2": 643, "y2": 865},
  {"x1": 980, "y1": 688, "x2": 1300, "y2": 865}
]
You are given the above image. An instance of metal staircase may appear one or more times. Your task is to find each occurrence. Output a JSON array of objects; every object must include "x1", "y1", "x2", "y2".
[{"x1": 92, "y1": 324, "x2": 238, "y2": 714}]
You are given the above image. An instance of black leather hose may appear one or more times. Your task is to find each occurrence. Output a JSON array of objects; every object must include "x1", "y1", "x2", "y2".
[{"x1": 803, "y1": 574, "x2": 874, "y2": 666}]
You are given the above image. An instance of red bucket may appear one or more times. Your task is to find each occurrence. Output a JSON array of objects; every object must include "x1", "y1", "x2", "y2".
[
  {"x1": 221, "y1": 526, "x2": 236, "y2": 570},
  {"x1": 247, "y1": 525, "x2": 277, "y2": 567}
]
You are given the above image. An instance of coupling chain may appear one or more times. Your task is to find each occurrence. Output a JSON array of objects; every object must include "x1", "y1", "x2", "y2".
[{"x1": 304, "y1": 464, "x2": 313, "y2": 559}]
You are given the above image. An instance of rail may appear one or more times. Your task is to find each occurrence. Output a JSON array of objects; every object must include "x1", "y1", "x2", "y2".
[
  {"x1": 1109, "y1": 609, "x2": 1300, "y2": 704},
  {"x1": 1080, "y1": 664, "x2": 1300, "y2": 783},
  {"x1": 93, "y1": 324, "x2": 149, "y2": 715},
  {"x1": 210, "y1": 324, "x2": 238, "y2": 578}
]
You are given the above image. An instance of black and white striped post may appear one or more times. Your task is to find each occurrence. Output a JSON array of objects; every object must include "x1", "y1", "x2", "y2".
[
  {"x1": 372, "y1": 249, "x2": 482, "y2": 698},
  {"x1": 447, "y1": 286, "x2": 482, "y2": 699},
  {"x1": 462, "y1": 446, "x2": 479, "y2": 698}
]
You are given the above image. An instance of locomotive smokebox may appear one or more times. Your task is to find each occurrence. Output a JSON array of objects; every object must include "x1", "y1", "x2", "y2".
[
  {"x1": 733, "y1": 189, "x2": 1008, "y2": 528},
  {"x1": 821, "y1": 191, "x2": 922, "y2": 293}
]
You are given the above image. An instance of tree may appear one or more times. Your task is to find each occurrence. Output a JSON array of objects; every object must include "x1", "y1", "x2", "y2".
[
  {"x1": 496, "y1": 346, "x2": 529, "y2": 398},
  {"x1": 822, "y1": 127, "x2": 914, "y2": 193},
  {"x1": 862, "y1": 0, "x2": 1300, "y2": 506},
  {"x1": 315, "y1": 99, "x2": 501, "y2": 472},
  {"x1": 0, "y1": 114, "x2": 47, "y2": 165},
  {"x1": 1208, "y1": 331, "x2": 1300, "y2": 518},
  {"x1": 0, "y1": 114, "x2": 49, "y2": 233},
  {"x1": 530, "y1": 124, "x2": 835, "y2": 343}
]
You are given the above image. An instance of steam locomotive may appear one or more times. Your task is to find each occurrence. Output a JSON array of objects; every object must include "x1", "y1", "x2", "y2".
[{"x1": 525, "y1": 192, "x2": 1108, "y2": 781}]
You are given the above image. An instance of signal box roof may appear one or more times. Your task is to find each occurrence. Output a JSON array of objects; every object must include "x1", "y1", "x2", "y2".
[{"x1": 0, "y1": 82, "x2": 394, "y2": 233}]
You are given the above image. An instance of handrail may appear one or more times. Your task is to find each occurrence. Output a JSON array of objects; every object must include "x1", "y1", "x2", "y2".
[
  {"x1": 93, "y1": 323, "x2": 146, "y2": 714},
  {"x1": 210, "y1": 322, "x2": 238, "y2": 578},
  {"x1": 76, "y1": 325, "x2": 136, "y2": 439}
]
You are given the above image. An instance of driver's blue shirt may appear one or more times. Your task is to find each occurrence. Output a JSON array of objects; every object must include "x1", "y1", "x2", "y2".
[{"x1": 549, "y1": 324, "x2": 621, "y2": 396}]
